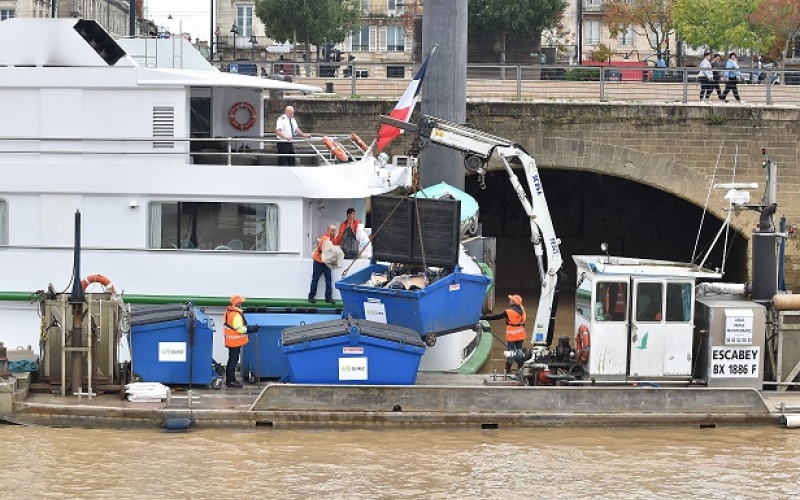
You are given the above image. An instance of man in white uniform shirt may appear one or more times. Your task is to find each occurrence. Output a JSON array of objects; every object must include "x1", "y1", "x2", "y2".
[{"x1": 275, "y1": 105, "x2": 310, "y2": 166}]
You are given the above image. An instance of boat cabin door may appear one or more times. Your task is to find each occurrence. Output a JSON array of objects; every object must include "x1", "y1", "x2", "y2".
[{"x1": 629, "y1": 279, "x2": 695, "y2": 378}]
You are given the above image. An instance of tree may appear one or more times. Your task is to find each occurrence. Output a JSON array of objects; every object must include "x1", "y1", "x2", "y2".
[
  {"x1": 673, "y1": 0, "x2": 767, "y2": 54},
  {"x1": 749, "y1": 0, "x2": 800, "y2": 65},
  {"x1": 255, "y1": 0, "x2": 361, "y2": 62},
  {"x1": 468, "y1": 0, "x2": 567, "y2": 65},
  {"x1": 603, "y1": 0, "x2": 674, "y2": 57}
]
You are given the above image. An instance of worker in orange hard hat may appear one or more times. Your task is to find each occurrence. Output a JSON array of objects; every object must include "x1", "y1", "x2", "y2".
[
  {"x1": 223, "y1": 294, "x2": 259, "y2": 388},
  {"x1": 481, "y1": 294, "x2": 527, "y2": 375}
]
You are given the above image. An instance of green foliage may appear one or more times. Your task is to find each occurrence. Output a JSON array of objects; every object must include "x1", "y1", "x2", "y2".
[
  {"x1": 749, "y1": 0, "x2": 800, "y2": 64},
  {"x1": 673, "y1": 0, "x2": 768, "y2": 53},
  {"x1": 604, "y1": 0, "x2": 674, "y2": 53},
  {"x1": 564, "y1": 68, "x2": 601, "y2": 81},
  {"x1": 255, "y1": 0, "x2": 361, "y2": 48},
  {"x1": 590, "y1": 44, "x2": 614, "y2": 63},
  {"x1": 469, "y1": 0, "x2": 567, "y2": 56}
]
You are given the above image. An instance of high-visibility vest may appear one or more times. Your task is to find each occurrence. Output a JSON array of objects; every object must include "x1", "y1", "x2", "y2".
[
  {"x1": 223, "y1": 306, "x2": 249, "y2": 348},
  {"x1": 335, "y1": 219, "x2": 360, "y2": 245},
  {"x1": 313, "y1": 234, "x2": 330, "y2": 264},
  {"x1": 505, "y1": 306, "x2": 527, "y2": 342}
]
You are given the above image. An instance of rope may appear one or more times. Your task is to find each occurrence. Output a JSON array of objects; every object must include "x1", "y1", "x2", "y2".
[{"x1": 692, "y1": 144, "x2": 723, "y2": 265}]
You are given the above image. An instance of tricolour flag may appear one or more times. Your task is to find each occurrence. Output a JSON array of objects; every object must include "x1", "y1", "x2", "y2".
[{"x1": 376, "y1": 45, "x2": 437, "y2": 152}]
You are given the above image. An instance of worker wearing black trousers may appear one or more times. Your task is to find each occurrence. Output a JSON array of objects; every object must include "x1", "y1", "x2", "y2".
[{"x1": 223, "y1": 295, "x2": 259, "y2": 388}]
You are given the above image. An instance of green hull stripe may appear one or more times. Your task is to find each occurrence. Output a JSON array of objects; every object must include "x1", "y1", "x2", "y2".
[
  {"x1": 457, "y1": 320, "x2": 493, "y2": 374},
  {"x1": 0, "y1": 291, "x2": 338, "y2": 308}
]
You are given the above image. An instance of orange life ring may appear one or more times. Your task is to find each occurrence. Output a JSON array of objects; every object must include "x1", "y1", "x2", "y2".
[
  {"x1": 228, "y1": 101, "x2": 257, "y2": 131},
  {"x1": 351, "y1": 133, "x2": 368, "y2": 152},
  {"x1": 575, "y1": 324, "x2": 590, "y2": 364},
  {"x1": 322, "y1": 135, "x2": 349, "y2": 162},
  {"x1": 81, "y1": 274, "x2": 116, "y2": 294}
]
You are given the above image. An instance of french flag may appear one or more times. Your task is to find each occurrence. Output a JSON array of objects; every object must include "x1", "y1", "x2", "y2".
[{"x1": 376, "y1": 45, "x2": 437, "y2": 152}]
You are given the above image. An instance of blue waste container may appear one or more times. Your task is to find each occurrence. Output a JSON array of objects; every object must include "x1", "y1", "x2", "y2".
[
  {"x1": 282, "y1": 316, "x2": 425, "y2": 385},
  {"x1": 129, "y1": 304, "x2": 214, "y2": 385},
  {"x1": 336, "y1": 263, "x2": 490, "y2": 341},
  {"x1": 241, "y1": 306, "x2": 342, "y2": 382}
]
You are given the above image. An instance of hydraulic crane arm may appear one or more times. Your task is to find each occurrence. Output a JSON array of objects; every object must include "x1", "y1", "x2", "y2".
[{"x1": 408, "y1": 115, "x2": 564, "y2": 346}]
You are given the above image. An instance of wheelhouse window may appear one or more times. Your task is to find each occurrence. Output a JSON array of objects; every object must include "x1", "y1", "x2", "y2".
[
  {"x1": 149, "y1": 202, "x2": 278, "y2": 251},
  {"x1": 0, "y1": 200, "x2": 7, "y2": 245},
  {"x1": 636, "y1": 282, "x2": 663, "y2": 322},
  {"x1": 665, "y1": 282, "x2": 692, "y2": 322},
  {"x1": 596, "y1": 281, "x2": 628, "y2": 322},
  {"x1": 575, "y1": 276, "x2": 592, "y2": 320}
]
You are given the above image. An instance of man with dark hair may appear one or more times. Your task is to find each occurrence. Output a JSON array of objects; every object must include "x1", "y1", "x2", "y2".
[
  {"x1": 722, "y1": 52, "x2": 744, "y2": 104},
  {"x1": 710, "y1": 53, "x2": 725, "y2": 101},
  {"x1": 334, "y1": 208, "x2": 363, "y2": 259},
  {"x1": 699, "y1": 51, "x2": 713, "y2": 103}
]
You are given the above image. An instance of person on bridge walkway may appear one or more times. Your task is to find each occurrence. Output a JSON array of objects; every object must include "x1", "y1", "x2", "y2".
[
  {"x1": 482, "y1": 294, "x2": 527, "y2": 375},
  {"x1": 699, "y1": 51, "x2": 713, "y2": 102},
  {"x1": 722, "y1": 52, "x2": 744, "y2": 104},
  {"x1": 710, "y1": 53, "x2": 725, "y2": 101},
  {"x1": 223, "y1": 295, "x2": 258, "y2": 388}
]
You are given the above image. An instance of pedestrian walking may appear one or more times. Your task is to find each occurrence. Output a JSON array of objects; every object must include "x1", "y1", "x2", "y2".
[{"x1": 722, "y1": 52, "x2": 744, "y2": 104}]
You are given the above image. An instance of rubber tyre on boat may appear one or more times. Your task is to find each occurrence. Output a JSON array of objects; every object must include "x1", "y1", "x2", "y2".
[
  {"x1": 211, "y1": 378, "x2": 223, "y2": 390},
  {"x1": 425, "y1": 332, "x2": 437, "y2": 347}
]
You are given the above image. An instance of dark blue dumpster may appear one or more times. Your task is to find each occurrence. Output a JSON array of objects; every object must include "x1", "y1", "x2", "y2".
[
  {"x1": 129, "y1": 304, "x2": 214, "y2": 385},
  {"x1": 241, "y1": 306, "x2": 342, "y2": 382},
  {"x1": 336, "y1": 263, "x2": 490, "y2": 341},
  {"x1": 282, "y1": 315, "x2": 425, "y2": 385}
]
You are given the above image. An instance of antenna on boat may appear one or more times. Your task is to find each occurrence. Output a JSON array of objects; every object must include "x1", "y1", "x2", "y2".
[{"x1": 69, "y1": 210, "x2": 85, "y2": 303}]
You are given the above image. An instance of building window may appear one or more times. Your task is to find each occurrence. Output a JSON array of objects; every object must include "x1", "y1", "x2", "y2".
[
  {"x1": 352, "y1": 26, "x2": 370, "y2": 51},
  {"x1": 236, "y1": 5, "x2": 254, "y2": 38},
  {"x1": 0, "y1": 9, "x2": 15, "y2": 20},
  {"x1": 149, "y1": 202, "x2": 279, "y2": 252},
  {"x1": 388, "y1": 0, "x2": 405, "y2": 15},
  {"x1": 619, "y1": 25, "x2": 634, "y2": 46},
  {"x1": 387, "y1": 65, "x2": 405, "y2": 78},
  {"x1": 0, "y1": 200, "x2": 6, "y2": 245},
  {"x1": 585, "y1": 20, "x2": 601, "y2": 46},
  {"x1": 387, "y1": 26, "x2": 404, "y2": 51},
  {"x1": 361, "y1": 0, "x2": 369, "y2": 15}
]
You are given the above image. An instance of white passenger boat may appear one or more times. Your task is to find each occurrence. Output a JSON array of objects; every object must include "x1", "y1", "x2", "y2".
[{"x1": 0, "y1": 18, "x2": 488, "y2": 370}]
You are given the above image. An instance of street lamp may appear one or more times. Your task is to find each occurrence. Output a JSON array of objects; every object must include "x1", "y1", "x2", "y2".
[
  {"x1": 249, "y1": 35, "x2": 258, "y2": 60},
  {"x1": 230, "y1": 23, "x2": 239, "y2": 60}
]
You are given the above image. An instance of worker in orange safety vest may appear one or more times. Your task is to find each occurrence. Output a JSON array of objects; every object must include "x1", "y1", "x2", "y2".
[
  {"x1": 482, "y1": 294, "x2": 527, "y2": 374},
  {"x1": 223, "y1": 294, "x2": 258, "y2": 388}
]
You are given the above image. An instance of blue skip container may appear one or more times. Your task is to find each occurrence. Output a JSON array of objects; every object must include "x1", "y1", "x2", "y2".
[
  {"x1": 241, "y1": 307, "x2": 342, "y2": 381},
  {"x1": 129, "y1": 304, "x2": 214, "y2": 385},
  {"x1": 335, "y1": 263, "x2": 490, "y2": 341},
  {"x1": 282, "y1": 315, "x2": 426, "y2": 385}
]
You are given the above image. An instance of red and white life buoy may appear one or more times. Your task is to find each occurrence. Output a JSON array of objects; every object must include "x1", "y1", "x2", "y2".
[
  {"x1": 322, "y1": 135, "x2": 349, "y2": 162},
  {"x1": 575, "y1": 324, "x2": 590, "y2": 364},
  {"x1": 81, "y1": 274, "x2": 116, "y2": 294},
  {"x1": 228, "y1": 101, "x2": 257, "y2": 131},
  {"x1": 350, "y1": 133, "x2": 369, "y2": 152}
]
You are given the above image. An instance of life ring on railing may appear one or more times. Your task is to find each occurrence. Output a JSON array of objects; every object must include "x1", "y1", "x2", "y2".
[
  {"x1": 228, "y1": 101, "x2": 257, "y2": 131},
  {"x1": 575, "y1": 324, "x2": 590, "y2": 364},
  {"x1": 322, "y1": 135, "x2": 349, "y2": 162},
  {"x1": 351, "y1": 133, "x2": 368, "y2": 152},
  {"x1": 81, "y1": 274, "x2": 116, "y2": 294}
]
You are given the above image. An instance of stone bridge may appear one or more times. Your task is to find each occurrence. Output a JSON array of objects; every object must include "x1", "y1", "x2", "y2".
[{"x1": 279, "y1": 99, "x2": 800, "y2": 291}]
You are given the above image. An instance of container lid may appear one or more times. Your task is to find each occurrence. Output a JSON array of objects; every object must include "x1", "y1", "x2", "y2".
[
  {"x1": 282, "y1": 315, "x2": 425, "y2": 347},
  {"x1": 371, "y1": 194, "x2": 460, "y2": 268},
  {"x1": 129, "y1": 303, "x2": 190, "y2": 326}
]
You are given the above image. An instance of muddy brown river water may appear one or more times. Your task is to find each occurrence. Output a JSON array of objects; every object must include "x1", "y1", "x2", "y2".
[{"x1": 3, "y1": 425, "x2": 800, "y2": 499}]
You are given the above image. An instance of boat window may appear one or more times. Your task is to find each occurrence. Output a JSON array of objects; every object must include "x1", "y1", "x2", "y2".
[
  {"x1": 575, "y1": 276, "x2": 592, "y2": 320},
  {"x1": 149, "y1": 202, "x2": 278, "y2": 251},
  {"x1": 636, "y1": 282, "x2": 663, "y2": 322},
  {"x1": 596, "y1": 281, "x2": 628, "y2": 322},
  {"x1": 190, "y1": 88, "x2": 212, "y2": 139},
  {"x1": 665, "y1": 282, "x2": 692, "y2": 322},
  {"x1": 0, "y1": 199, "x2": 6, "y2": 245}
]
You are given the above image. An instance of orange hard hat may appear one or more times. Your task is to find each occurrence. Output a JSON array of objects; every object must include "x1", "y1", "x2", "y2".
[
  {"x1": 508, "y1": 294, "x2": 522, "y2": 306},
  {"x1": 230, "y1": 294, "x2": 246, "y2": 305}
]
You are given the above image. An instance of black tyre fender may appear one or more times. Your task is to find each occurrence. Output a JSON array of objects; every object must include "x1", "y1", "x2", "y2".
[{"x1": 425, "y1": 332, "x2": 437, "y2": 347}]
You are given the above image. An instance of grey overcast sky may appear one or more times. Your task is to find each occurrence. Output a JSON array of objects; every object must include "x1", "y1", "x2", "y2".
[{"x1": 144, "y1": 0, "x2": 211, "y2": 41}]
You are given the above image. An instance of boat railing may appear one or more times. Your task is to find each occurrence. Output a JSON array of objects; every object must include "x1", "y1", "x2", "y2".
[{"x1": 0, "y1": 134, "x2": 369, "y2": 167}]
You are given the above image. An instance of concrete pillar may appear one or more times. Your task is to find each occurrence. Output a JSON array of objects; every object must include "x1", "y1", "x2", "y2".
[{"x1": 420, "y1": 0, "x2": 467, "y2": 191}]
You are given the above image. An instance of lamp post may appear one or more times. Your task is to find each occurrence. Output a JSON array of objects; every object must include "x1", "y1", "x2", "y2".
[
  {"x1": 577, "y1": 0, "x2": 583, "y2": 65},
  {"x1": 230, "y1": 23, "x2": 239, "y2": 60},
  {"x1": 209, "y1": 0, "x2": 214, "y2": 63},
  {"x1": 249, "y1": 35, "x2": 258, "y2": 61}
]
